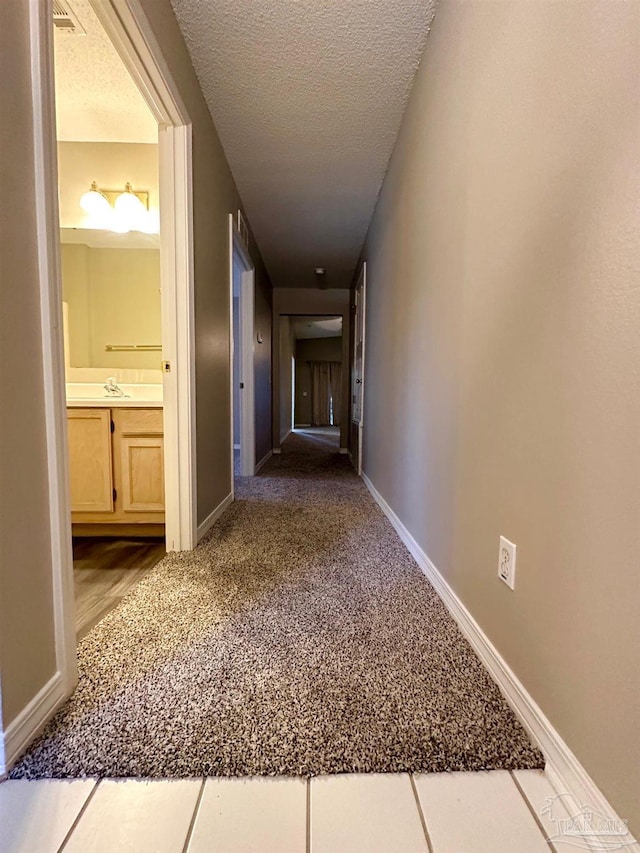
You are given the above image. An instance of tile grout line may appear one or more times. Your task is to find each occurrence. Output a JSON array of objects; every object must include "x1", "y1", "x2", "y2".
[
  {"x1": 509, "y1": 771, "x2": 558, "y2": 851},
  {"x1": 181, "y1": 777, "x2": 207, "y2": 853},
  {"x1": 57, "y1": 779, "x2": 101, "y2": 852},
  {"x1": 409, "y1": 774, "x2": 434, "y2": 853},
  {"x1": 306, "y1": 777, "x2": 311, "y2": 853}
]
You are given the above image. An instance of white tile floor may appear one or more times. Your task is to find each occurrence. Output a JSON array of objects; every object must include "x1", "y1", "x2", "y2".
[{"x1": 0, "y1": 769, "x2": 577, "y2": 853}]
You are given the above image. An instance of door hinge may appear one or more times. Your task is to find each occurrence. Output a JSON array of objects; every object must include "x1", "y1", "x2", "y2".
[
  {"x1": 113, "y1": 488, "x2": 117, "y2": 502},
  {"x1": 111, "y1": 420, "x2": 115, "y2": 433}
]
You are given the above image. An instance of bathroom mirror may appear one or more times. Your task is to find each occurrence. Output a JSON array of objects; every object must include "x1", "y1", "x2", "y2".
[{"x1": 60, "y1": 228, "x2": 161, "y2": 371}]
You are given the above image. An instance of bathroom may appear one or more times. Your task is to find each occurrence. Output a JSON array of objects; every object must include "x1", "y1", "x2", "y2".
[{"x1": 55, "y1": 1, "x2": 167, "y2": 638}]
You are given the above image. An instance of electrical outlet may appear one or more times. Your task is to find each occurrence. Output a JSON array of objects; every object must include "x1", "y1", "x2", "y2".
[{"x1": 498, "y1": 536, "x2": 517, "y2": 590}]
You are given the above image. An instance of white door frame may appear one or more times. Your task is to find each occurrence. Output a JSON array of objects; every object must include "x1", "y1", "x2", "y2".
[
  {"x1": 352, "y1": 262, "x2": 367, "y2": 476},
  {"x1": 91, "y1": 0, "x2": 196, "y2": 552},
  {"x1": 26, "y1": 0, "x2": 196, "y2": 723},
  {"x1": 228, "y1": 215, "x2": 256, "y2": 481}
]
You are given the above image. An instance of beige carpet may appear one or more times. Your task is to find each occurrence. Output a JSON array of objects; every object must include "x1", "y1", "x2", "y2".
[{"x1": 11, "y1": 429, "x2": 543, "y2": 778}]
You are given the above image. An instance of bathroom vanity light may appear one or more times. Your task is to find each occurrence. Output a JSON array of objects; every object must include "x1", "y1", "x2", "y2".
[
  {"x1": 114, "y1": 183, "x2": 148, "y2": 232},
  {"x1": 79, "y1": 181, "x2": 112, "y2": 228},
  {"x1": 79, "y1": 181, "x2": 158, "y2": 234}
]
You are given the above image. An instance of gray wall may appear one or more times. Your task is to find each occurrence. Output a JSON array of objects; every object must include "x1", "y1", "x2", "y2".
[
  {"x1": 278, "y1": 317, "x2": 294, "y2": 442},
  {"x1": 272, "y1": 289, "x2": 350, "y2": 450},
  {"x1": 137, "y1": 0, "x2": 272, "y2": 520},
  {"x1": 294, "y1": 337, "x2": 343, "y2": 426},
  {"x1": 360, "y1": 0, "x2": 640, "y2": 834}
]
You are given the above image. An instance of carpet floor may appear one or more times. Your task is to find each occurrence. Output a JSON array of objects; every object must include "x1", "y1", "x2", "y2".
[{"x1": 11, "y1": 429, "x2": 544, "y2": 778}]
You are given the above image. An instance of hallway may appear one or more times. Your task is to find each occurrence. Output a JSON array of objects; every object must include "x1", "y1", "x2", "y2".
[{"x1": 11, "y1": 432, "x2": 540, "y2": 779}]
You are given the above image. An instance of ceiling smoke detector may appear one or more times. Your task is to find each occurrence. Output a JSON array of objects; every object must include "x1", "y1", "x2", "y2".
[{"x1": 53, "y1": 0, "x2": 86, "y2": 35}]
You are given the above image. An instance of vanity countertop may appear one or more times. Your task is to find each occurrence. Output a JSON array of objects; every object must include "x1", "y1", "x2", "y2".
[
  {"x1": 66, "y1": 398, "x2": 163, "y2": 408},
  {"x1": 66, "y1": 383, "x2": 163, "y2": 408}
]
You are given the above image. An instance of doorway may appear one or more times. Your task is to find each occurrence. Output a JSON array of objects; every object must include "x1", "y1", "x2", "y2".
[
  {"x1": 230, "y1": 216, "x2": 256, "y2": 479},
  {"x1": 351, "y1": 263, "x2": 367, "y2": 475},
  {"x1": 53, "y1": 5, "x2": 170, "y2": 635},
  {"x1": 23, "y1": 0, "x2": 196, "y2": 749},
  {"x1": 288, "y1": 315, "x2": 343, "y2": 434}
]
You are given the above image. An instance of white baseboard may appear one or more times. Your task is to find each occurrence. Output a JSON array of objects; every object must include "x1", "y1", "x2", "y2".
[
  {"x1": 255, "y1": 450, "x2": 272, "y2": 474},
  {"x1": 197, "y1": 492, "x2": 233, "y2": 542},
  {"x1": 339, "y1": 447, "x2": 348, "y2": 455},
  {"x1": 361, "y1": 470, "x2": 637, "y2": 848},
  {"x1": 272, "y1": 448, "x2": 282, "y2": 455},
  {"x1": 1, "y1": 671, "x2": 66, "y2": 776},
  {"x1": 279, "y1": 429, "x2": 292, "y2": 445}
]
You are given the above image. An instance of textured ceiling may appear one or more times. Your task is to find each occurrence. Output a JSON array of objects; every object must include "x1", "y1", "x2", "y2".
[
  {"x1": 54, "y1": 0, "x2": 157, "y2": 143},
  {"x1": 170, "y1": 0, "x2": 436, "y2": 287},
  {"x1": 291, "y1": 316, "x2": 342, "y2": 340}
]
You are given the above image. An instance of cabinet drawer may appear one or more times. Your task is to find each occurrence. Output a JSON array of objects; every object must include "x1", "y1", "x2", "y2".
[{"x1": 113, "y1": 408, "x2": 163, "y2": 436}]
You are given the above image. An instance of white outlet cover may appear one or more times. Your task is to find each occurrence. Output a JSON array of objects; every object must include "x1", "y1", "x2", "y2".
[{"x1": 498, "y1": 536, "x2": 517, "y2": 590}]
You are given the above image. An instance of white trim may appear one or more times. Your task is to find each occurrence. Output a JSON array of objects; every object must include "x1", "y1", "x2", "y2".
[
  {"x1": 339, "y1": 447, "x2": 349, "y2": 455},
  {"x1": 159, "y1": 124, "x2": 196, "y2": 551},
  {"x1": 358, "y1": 262, "x2": 367, "y2": 476},
  {"x1": 28, "y1": 0, "x2": 78, "y2": 717},
  {"x1": 228, "y1": 216, "x2": 235, "y2": 499},
  {"x1": 91, "y1": 0, "x2": 189, "y2": 126},
  {"x1": 92, "y1": 1, "x2": 196, "y2": 553},
  {"x1": 229, "y1": 216, "x2": 256, "y2": 478},
  {"x1": 255, "y1": 450, "x2": 273, "y2": 474},
  {"x1": 1, "y1": 672, "x2": 66, "y2": 775},
  {"x1": 196, "y1": 492, "x2": 233, "y2": 542},
  {"x1": 272, "y1": 448, "x2": 282, "y2": 455},
  {"x1": 361, "y1": 470, "x2": 637, "y2": 848},
  {"x1": 352, "y1": 263, "x2": 367, "y2": 476}
]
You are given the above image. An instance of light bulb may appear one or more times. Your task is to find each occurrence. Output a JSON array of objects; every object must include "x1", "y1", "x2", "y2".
[
  {"x1": 80, "y1": 182, "x2": 111, "y2": 219},
  {"x1": 114, "y1": 183, "x2": 147, "y2": 232}
]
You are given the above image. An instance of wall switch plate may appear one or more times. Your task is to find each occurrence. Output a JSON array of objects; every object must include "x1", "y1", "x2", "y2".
[{"x1": 498, "y1": 536, "x2": 517, "y2": 590}]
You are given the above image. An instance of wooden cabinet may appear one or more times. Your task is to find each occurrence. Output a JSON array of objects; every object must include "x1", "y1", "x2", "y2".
[
  {"x1": 67, "y1": 407, "x2": 164, "y2": 530},
  {"x1": 67, "y1": 409, "x2": 114, "y2": 513},
  {"x1": 113, "y1": 409, "x2": 164, "y2": 513}
]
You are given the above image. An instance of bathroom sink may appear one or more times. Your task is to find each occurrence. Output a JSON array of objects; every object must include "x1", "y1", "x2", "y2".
[{"x1": 66, "y1": 382, "x2": 163, "y2": 407}]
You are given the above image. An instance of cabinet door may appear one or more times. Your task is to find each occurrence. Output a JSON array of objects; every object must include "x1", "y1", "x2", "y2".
[
  {"x1": 119, "y1": 435, "x2": 165, "y2": 512},
  {"x1": 67, "y1": 409, "x2": 114, "y2": 513}
]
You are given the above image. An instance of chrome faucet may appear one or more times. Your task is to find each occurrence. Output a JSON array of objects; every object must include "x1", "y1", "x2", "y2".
[{"x1": 104, "y1": 377, "x2": 126, "y2": 397}]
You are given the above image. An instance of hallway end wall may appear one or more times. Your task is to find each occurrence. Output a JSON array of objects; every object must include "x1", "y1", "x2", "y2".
[
  {"x1": 361, "y1": 0, "x2": 640, "y2": 835},
  {"x1": 295, "y1": 336, "x2": 343, "y2": 427},
  {"x1": 272, "y1": 289, "x2": 350, "y2": 450}
]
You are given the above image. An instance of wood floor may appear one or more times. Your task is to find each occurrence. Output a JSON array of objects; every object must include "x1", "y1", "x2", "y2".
[{"x1": 73, "y1": 537, "x2": 165, "y2": 640}]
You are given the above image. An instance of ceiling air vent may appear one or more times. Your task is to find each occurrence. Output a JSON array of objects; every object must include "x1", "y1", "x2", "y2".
[{"x1": 53, "y1": 0, "x2": 86, "y2": 35}]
